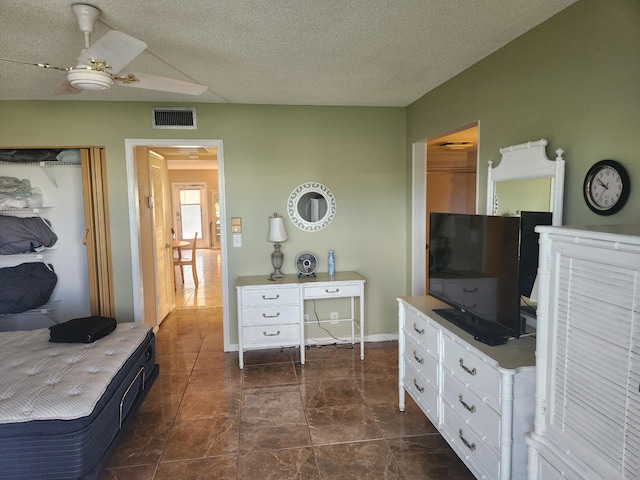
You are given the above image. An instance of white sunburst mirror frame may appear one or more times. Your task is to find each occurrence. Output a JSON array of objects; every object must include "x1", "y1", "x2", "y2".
[{"x1": 287, "y1": 182, "x2": 337, "y2": 231}]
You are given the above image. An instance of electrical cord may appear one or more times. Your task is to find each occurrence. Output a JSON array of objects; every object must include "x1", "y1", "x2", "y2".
[{"x1": 306, "y1": 299, "x2": 353, "y2": 347}]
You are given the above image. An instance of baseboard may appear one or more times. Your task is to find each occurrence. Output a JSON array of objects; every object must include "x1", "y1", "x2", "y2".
[{"x1": 226, "y1": 333, "x2": 398, "y2": 353}]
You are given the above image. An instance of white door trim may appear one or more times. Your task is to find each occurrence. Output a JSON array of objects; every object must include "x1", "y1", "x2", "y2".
[{"x1": 125, "y1": 138, "x2": 231, "y2": 352}]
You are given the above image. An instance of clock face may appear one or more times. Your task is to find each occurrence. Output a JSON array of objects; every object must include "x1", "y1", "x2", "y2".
[{"x1": 583, "y1": 160, "x2": 630, "y2": 215}]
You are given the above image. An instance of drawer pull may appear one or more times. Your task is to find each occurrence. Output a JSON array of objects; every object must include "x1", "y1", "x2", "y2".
[
  {"x1": 462, "y1": 303, "x2": 477, "y2": 309},
  {"x1": 458, "y1": 394, "x2": 476, "y2": 413},
  {"x1": 262, "y1": 312, "x2": 281, "y2": 318},
  {"x1": 413, "y1": 323, "x2": 425, "y2": 335},
  {"x1": 462, "y1": 287, "x2": 478, "y2": 293},
  {"x1": 261, "y1": 294, "x2": 280, "y2": 300},
  {"x1": 263, "y1": 330, "x2": 281, "y2": 337},
  {"x1": 459, "y1": 358, "x2": 477, "y2": 376},
  {"x1": 459, "y1": 429, "x2": 476, "y2": 451},
  {"x1": 413, "y1": 378, "x2": 425, "y2": 393},
  {"x1": 413, "y1": 351, "x2": 424, "y2": 364},
  {"x1": 325, "y1": 288, "x2": 340, "y2": 294}
]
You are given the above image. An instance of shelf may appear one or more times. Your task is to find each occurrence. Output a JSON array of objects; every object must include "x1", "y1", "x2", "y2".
[
  {"x1": 0, "y1": 207, "x2": 53, "y2": 214},
  {"x1": 0, "y1": 250, "x2": 56, "y2": 261},
  {"x1": 0, "y1": 300, "x2": 61, "y2": 317}
]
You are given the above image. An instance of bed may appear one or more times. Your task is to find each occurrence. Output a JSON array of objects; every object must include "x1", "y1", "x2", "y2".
[{"x1": 0, "y1": 322, "x2": 159, "y2": 479}]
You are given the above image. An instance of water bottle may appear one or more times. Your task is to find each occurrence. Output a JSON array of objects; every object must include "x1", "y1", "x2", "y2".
[{"x1": 328, "y1": 250, "x2": 335, "y2": 276}]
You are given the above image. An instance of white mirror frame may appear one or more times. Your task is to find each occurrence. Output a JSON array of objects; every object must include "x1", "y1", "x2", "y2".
[
  {"x1": 487, "y1": 139, "x2": 565, "y2": 226},
  {"x1": 287, "y1": 182, "x2": 337, "y2": 231}
]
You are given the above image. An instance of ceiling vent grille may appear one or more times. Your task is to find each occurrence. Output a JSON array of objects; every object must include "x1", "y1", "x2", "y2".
[{"x1": 151, "y1": 107, "x2": 197, "y2": 129}]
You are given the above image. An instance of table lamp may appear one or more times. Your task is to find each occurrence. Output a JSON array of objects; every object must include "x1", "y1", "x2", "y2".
[{"x1": 268, "y1": 213, "x2": 288, "y2": 279}]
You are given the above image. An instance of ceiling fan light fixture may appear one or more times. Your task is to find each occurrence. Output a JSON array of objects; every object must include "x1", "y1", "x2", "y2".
[{"x1": 67, "y1": 69, "x2": 113, "y2": 91}]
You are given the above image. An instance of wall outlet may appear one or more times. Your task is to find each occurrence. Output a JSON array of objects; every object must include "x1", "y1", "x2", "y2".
[
  {"x1": 330, "y1": 312, "x2": 339, "y2": 320},
  {"x1": 304, "y1": 314, "x2": 309, "y2": 322}
]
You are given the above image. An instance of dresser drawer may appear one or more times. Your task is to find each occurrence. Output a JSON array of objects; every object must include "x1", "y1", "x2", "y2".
[
  {"x1": 442, "y1": 372, "x2": 500, "y2": 448},
  {"x1": 240, "y1": 286, "x2": 299, "y2": 307},
  {"x1": 241, "y1": 306, "x2": 300, "y2": 326},
  {"x1": 242, "y1": 323, "x2": 300, "y2": 347},
  {"x1": 442, "y1": 333, "x2": 501, "y2": 408},
  {"x1": 404, "y1": 334, "x2": 438, "y2": 387},
  {"x1": 441, "y1": 408, "x2": 498, "y2": 480},
  {"x1": 403, "y1": 306, "x2": 439, "y2": 354},
  {"x1": 404, "y1": 361, "x2": 438, "y2": 422},
  {"x1": 303, "y1": 283, "x2": 361, "y2": 299}
]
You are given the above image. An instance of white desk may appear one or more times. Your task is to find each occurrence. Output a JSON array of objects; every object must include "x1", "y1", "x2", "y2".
[{"x1": 236, "y1": 271, "x2": 365, "y2": 369}]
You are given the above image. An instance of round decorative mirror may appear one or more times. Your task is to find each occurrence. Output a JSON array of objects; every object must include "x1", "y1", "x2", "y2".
[{"x1": 287, "y1": 182, "x2": 336, "y2": 231}]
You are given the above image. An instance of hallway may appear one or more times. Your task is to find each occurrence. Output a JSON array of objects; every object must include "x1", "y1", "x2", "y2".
[{"x1": 102, "y1": 249, "x2": 473, "y2": 479}]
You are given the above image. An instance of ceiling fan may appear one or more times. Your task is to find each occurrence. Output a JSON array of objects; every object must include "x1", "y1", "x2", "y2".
[{"x1": 1, "y1": 3, "x2": 207, "y2": 96}]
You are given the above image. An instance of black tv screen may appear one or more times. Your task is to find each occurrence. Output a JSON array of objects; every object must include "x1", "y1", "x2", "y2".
[
  {"x1": 428, "y1": 212, "x2": 521, "y2": 343},
  {"x1": 518, "y1": 211, "x2": 552, "y2": 299}
]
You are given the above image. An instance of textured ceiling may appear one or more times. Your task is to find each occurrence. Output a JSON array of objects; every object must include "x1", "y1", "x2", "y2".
[{"x1": 0, "y1": 0, "x2": 577, "y2": 106}]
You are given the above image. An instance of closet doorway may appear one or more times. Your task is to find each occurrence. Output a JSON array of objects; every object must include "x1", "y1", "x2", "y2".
[
  {"x1": 125, "y1": 139, "x2": 230, "y2": 351},
  {"x1": 411, "y1": 124, "x2": 479, "y2": 295}
]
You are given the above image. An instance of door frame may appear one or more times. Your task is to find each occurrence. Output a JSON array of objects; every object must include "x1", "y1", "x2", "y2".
[
  {"x1": 125, "y1": 138, "x2": 231, "y2": 351},
  {"x1": 410, "y1": 125, "x2": 480, "y2": 296}
]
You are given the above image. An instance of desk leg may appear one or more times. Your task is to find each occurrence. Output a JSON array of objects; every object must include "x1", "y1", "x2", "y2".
[
  {"x1": 300, "y1": 311, "x2": 306, "y2": 365},
  {"x1": 360, "y1": 292, "x2": 365, "y2": 360}
]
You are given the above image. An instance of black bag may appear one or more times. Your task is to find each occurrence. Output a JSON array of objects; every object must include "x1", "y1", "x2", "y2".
[
  {"x1": 0, "y1": 262, "x2": 57, "y2": 314},
  {"x1": 49, "y1": 316, "x2": 117, "y2": 343}
]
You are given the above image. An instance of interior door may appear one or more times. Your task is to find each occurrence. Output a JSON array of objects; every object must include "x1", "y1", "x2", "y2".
[{"x1": 150, "y1": 152, "x2": 173, "y2": 323}]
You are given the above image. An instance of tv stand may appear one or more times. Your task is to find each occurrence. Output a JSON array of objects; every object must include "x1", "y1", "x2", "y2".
[{"x1": 398, "y1": 296, "x2": 536, "y2": 479}]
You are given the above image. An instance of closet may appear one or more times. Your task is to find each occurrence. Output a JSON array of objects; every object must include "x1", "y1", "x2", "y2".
[{"x1": 0, "y1": 148, "x2": 113, "y2": 330}]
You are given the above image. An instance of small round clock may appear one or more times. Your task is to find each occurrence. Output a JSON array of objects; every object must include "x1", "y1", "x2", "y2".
[{"x1": 583, "y1": 160, "x2": 630, "y2": 215}]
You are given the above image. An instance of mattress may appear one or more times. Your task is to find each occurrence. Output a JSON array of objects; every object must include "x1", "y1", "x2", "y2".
[{"x1": 0, "y1": 322, "x2": 159, "y2": 480}]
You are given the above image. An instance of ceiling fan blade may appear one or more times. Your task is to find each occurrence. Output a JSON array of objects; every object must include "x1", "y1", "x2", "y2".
[
  {"x1": 77, "y1": 30, "x2": 146, "y2": 73},
  {"x1": 0, "y1": 57, "x2": 69, "y2": 72},
  {"x1": 53, "y1": 80, "x2": 82, "y2": 96},
  {"x1": 120, "y1": 72, "x2": 208, "y2": 95}
]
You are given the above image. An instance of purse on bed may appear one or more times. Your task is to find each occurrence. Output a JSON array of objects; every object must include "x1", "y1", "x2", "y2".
[{"x1": 49, "y1": 316, "x2": 117, "y2": 343}]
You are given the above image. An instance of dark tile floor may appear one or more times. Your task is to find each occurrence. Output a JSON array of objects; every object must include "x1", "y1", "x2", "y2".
[{"x1": 102, "y1": 250, "x2": 474, "y2": 479}]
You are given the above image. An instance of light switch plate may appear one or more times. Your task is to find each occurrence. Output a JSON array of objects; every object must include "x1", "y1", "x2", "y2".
[
  {"x1": 231, "y1": 217, "x2": 242, "y2": 233},
  {"x1": 232, "y1": 234, "x2": 242, "y2": 247}
]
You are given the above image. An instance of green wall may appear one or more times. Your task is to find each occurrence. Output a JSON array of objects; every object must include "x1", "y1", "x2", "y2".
[
  {"x1": 408, "y1": 0, "x2": 640, "y2": 226},
  {"x1": 1, "y1": 0, "x2": 637, "y2": 341},
  {"x1": 0, "y1": 102, "x2": 407, "y2": 343}
]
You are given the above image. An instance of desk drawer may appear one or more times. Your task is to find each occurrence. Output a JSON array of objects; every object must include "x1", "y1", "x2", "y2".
[
  {"x1": 241, "y1": 306, "x2": 300, "y2": 326},
  {"x1": 242, "y1": 323, "x2": 300, "y2": 347},
  {"x1": 241, "y1": 287, "x2": 299, "y2": 307},
  {"x1": 303, "y1": 284, "x2": 361, "y2": 299}
]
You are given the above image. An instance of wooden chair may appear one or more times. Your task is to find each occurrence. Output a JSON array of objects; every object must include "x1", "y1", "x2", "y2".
[{"x1": 174, "y1": 232, "x2": 199, "y2": 287}]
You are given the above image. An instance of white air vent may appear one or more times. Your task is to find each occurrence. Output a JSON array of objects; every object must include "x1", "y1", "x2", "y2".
[{"x1": 151, "y1": 107, "x2": 197, "y2": 129}]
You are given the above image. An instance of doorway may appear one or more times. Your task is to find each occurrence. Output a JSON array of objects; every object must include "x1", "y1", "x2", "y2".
[
  {"x1": 411, "y1": 124, "x2": 479, "y2": 295},
  {"x1": 125, "y1": 139, "x2": 231, "y2": 351},
  {"x1": 171, "y1": 182, "x2": 210, "y2": 249}
]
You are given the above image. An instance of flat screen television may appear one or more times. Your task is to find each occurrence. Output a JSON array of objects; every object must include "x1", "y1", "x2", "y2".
[
  {"x1": 428, "y1": 212, "x2": 521, "y2": 345},
  {"x1": 518, "y1": 211, "x2": 552, "y2": 300}
]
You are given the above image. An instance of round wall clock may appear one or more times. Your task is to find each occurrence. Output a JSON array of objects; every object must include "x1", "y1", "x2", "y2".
[
  {"x1": 583, "y1": 160, "x2": 630, "y2": 215},
  {"x1": 295, "y1": 252, "x2": 318, "y2": 278}
]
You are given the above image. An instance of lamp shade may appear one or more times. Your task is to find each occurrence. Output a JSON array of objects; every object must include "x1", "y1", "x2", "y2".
[{"x1": 268, "y1": 214, "x2": 288, "y2": 242}]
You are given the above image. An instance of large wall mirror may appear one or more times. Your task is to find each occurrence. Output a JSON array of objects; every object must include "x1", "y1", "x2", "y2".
[
  {"x1": 287, "y1": 182, "x2": 336, "y2": 231},
  {"x1": 487, "y1": 139, "x2": 565, "y2": 225}
]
